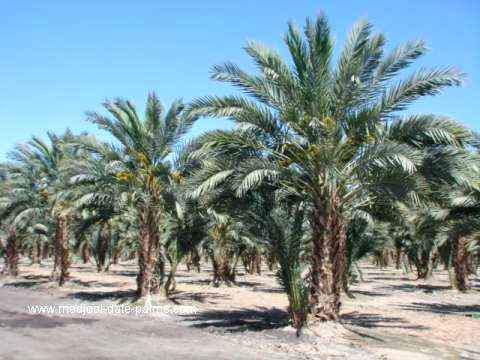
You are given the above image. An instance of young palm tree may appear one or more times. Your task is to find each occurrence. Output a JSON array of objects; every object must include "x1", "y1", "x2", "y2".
[
  {"x1": 68, "y1": 148, "x2": 123, "y2": 272},
  {"x1": 441, "y1": 186, "x2": 480, "y2": 291},
  {"x1": 0, "y1": 151, "x2": 51, "y2": 276},
  {"x1": 86, "y1": 92, "x2": 197, "y2": 298},
  {"x1": 159, "y1": 150, "x2": 209, "y2": 294},
  {"x1": 162, "y1": 190, "x2": 207, "y2": 295},
  {"x1": 203, "y1": 208, "x2": 253, "y2": 286},
  {"x1": 265, "y1": 204, "x2": 310, "y2": 334},
  {"x1": 188, "y1": 14, "x2": 472, "y2": 320},
  {"x1": 188, "y1": 159, "x2": 265, "y2": 286}
]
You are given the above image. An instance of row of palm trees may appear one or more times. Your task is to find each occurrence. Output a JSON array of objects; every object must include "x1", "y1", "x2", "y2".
[{"x1": 1, "y1": 14, "x2": 479, "y2": 331}]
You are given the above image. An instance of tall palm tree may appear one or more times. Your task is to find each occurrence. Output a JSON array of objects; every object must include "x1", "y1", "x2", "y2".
[
  {"x1": 20, "y1": 131, "x2": 84, "y2": 286},
  {"x1": 86, "y1": 92, "x2": 197, "y2": 298},
  {"x1": 187, "y1": 14, "x2": 472, "y2": 320}
]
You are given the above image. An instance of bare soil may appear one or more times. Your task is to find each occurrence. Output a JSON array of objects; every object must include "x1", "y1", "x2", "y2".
[{"x1": 1, "y1": 259, "x2": 479, "y2": 359}]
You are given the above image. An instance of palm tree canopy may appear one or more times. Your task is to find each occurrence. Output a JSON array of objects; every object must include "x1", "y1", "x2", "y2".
[
  {"x1": 86, "y1": 93, "x2": 199, "y2": 208},
  {"x1": 187, "y1": 14, "x2": 474, "y2": 213}
]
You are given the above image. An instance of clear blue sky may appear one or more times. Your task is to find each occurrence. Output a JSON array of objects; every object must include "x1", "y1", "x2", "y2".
[{"x1": 1, "y1": 0, "x2": 478, "y2": 159}]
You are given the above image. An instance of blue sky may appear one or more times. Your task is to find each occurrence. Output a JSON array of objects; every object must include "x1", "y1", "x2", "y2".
[{"x1": 0, "y1": 0, "x2": 478, "y2": 159}]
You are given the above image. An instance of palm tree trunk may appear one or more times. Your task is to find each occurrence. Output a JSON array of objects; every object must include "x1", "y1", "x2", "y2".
[
  {"x1": 254, "y1": 249, "x2": 262, "y2": 275},
  {"x1": 242, "y1": 255, "x2": 250, "y2": 274},
  {"x1": 51, "y1": 216, "x2": 70, "y2": 286},
  {"x1": 452, "y1": 236, "x2": 470, "y2": 291},
  {"x1": 81, "y1": 243, "x2": 90, "y2": 264},
  {"x1": 112, "y1": 250, "x2": 119, "y2": 265},
  {"x1": 152, "y1": 250, "x2": 166, "y2": 296},
  {"x1": 427, "y1": 251, "x2": 437, "y2": 278},
  {"x1": 51, "y1": 233, "x2": 60, "y2": 279},
  {"x1": 407, "y1": 254, "x2": 414, "y2": 272},
  {"x1": 36, "y1": 236, "x2": 42, "y2": 264},
  {"x1": 96, "y1": 223, "x2": 111, "y2": 272},
  {"x1": 137, "y1": 227, "x2": 154, "y2": 298},
  {"x1": 211, "y1": 255, "x2": 235, "y2": 286},
  {"x1": 3, "y1": 228, "x2": 19, "y2": 276},
  {"x1": 58, "y1": 216, "x2": 70, "y2": 286},
  {"x1": 267, "y1": 252, "x2": 277, "y2": 271},
  {"x1": 395, "y1": 248, "x2": 402, "y2": 270},
  {"x1": 136, "y1": 208, "x2": 162, "y2": 298},
  {"x1": 31, "y1": 235, "x2": 41, "y2": 265},
  {"x1": 187, "y1": 249, "x2": 201, "y2": 272},
  {"x1": 194, "y1": 255, "x2": 201, "y2": 272},
  {"x1": 41, "y1": 242, "x2": 49, "y2": 260},
  {"x1": 415, "y1": 252, "x2": 430, "y2": 279},
  {"x1": 466, "y1": 254, "x2": 476, "y2": 275},
  {"x1": 309, "y1": 196, "x2": 347, "y2": 321},
  {"x1": 164, "y1": 260, "x2": 178, "y2": 296}
]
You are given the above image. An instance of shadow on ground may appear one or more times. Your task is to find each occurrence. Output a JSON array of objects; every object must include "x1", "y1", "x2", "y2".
[
  {"x1": 170, "y1": 291, "x2": 231, "y2": 304},
  {"x1": 0, "y1": 310, "x2": 97, "y2": 329},
  {"x1": 3, "y1": 280, "x2": 49, "y2": 289},
  {"x1": 179, "y1": 279, "x2": 264, "y2": 288},
  {"x1": 110, "y1": 270, "x2": 137, "y2": 277},
  {"x1": 66, "y1": 279, "x2": 125, "y2": 288},
  {"x1": 67, "y1": 289, "x2": 136, "y2": 303},
  {"x1": 380, "y1": 283, "x2": 451, "y2": 293},
  {"x1": 183, "y1": 307, "x2": 289, "y2": 332},
  {"x1": 370, "y1": 276, "x2": 411, "y2": 281},
  {"x1": 3, "y1": 275, "x2": 50, "y2": 288},
  {"x1": 342, "y1": 311, "x2": 429, "y2": 330},
  {"x1": 350, "y1": 289, "x2": 391, "y2": 298},
  {"x1": 400, "y1": 302, "x2": 480, "y2": 315},
  {"x1": 3, "y1": 275, "x2": 127, "y2": 291}
]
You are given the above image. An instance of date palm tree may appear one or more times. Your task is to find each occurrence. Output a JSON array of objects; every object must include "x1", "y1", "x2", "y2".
[
  {"x1": 262, "y1": 202, "x2": 310, "y2": 334},
  {"x1": 439, "y1": 185, "x2": 480, "y2": 291},
  {"x1": 68, "y1": 146, "x2": 124, "y2": 272},
  {"x1": 20, "y1": 131, "x2": 85, "y2": 286},
  {"x1": 86, "y1": 92, "x2": 197, "y2": 299},
  {"x1": 162, "y1": 190, "x2": 207, "y2": 295},
  {"x1": 188, "y1": 14, "x2": 473, "y2": 320},
  {"x1": 0, "y1": 160, "x2": 49, "y2": 276}
]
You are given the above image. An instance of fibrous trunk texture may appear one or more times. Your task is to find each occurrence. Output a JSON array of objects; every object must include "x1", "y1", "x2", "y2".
[
  {"x1": 188, "y1": 249, "x2": 201, "y2": 272},
  {"x1": 309, "y1": 195, "x2": 346, "y2": 321},
  {"x1": 96, "y1": 223, "x2": 111, "y2": 272},
  {"x1": 3, "y1": 228, "x2": 19, "y2": 276},
  {"x1": 164, "y1": 260, "x2": 178, "y2": 296},
  {"x1": 415, "y1": 252, "x2": 430, "y2": 280},
  {"x1": 41, "y1": 242, "x2": 49, "y2": 260},
  {"x1": 395, "y1": 248, "x2": 402, "y2": 270},
  {"x1": 267, "y1": 252, "x2": 278, "y2": 271},
  {"x1": 136, "y1": 207, "x2": 162, "y2": 298},
  {"x1": 51, "y1": 215, "x2": 70, "y2": 286},
  {"x1": 211, "y1": 255, "x2": 236, "y2": 286},
  {"x1": 31, "y1": 236, "x2": 42, "y2": 265},
  {"x1": 112, "y1": 250, "x2": 119, "y2": 265},
  {"x1": 81, "y1": 244, "x2": 90, "y2": 264},
  {"x1": 452, "y1": 236, "x2": 470, "y2": 291},
  {"x1": 243, "y1": 249, "x2": 262, "y2": 275}
]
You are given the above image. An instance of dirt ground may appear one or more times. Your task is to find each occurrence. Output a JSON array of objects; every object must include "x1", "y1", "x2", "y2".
[{"x1": 1, "y1": 258, "x2": 479, "y2": 359}]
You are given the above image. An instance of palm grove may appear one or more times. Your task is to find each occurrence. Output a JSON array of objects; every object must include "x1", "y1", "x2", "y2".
[{"x1": 1, "y1": 15, "x2": 479, "y2": 330}]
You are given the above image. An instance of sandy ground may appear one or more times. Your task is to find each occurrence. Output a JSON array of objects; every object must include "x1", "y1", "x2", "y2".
[{"x1": 0, "y1": 258, "x2": 479, "y2": 359}]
